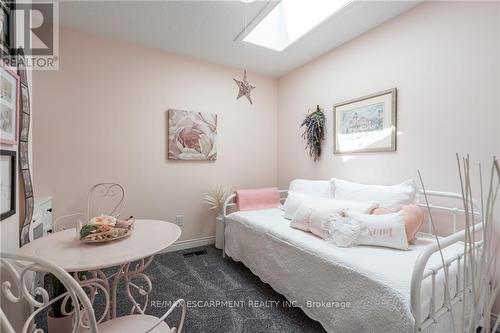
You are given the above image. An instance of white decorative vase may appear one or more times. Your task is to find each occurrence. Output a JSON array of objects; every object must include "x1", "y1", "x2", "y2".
[
  {"x1": 215, "y1": 216, "x2": 223, "y2": 249},
  {"x1": 47, "y1": 312, "x2": 74, "y2": 333}
]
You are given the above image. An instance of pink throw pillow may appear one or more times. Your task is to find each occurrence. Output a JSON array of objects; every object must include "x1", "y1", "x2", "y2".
[{"x1": 372, "y1": 204, "x2": 424, "y2": 241}]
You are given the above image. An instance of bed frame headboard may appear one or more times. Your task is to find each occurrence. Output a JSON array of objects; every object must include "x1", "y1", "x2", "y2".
[{"x1": 223, "y1": 189, "x2": 481, "y2": 233}]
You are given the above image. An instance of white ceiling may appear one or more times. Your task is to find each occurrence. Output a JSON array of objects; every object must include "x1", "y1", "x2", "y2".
[{"x1": 59, "y1": 0, "x2": 421, "y2": 77}]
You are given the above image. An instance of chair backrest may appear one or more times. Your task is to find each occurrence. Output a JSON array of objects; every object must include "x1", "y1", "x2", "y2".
[
  {"x1": 53, "y1": 213, "x2": 87, "y2": 232},
  {"x1": 86, "y1": 183, "x2": 125, "y2": 219},
  {"x1": 0, "y1": 252, "x2": 99, "y2": 333}
]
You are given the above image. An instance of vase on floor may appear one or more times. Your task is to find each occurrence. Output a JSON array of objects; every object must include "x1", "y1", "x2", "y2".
[
  {"x1": 215, "y1": 216, "x2": 223, "y2": 249},
  {"x1": 47, "y1": 312, "x2": 74, "y2": 333}
]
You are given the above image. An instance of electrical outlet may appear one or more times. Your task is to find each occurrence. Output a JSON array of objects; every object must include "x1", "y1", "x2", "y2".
[{"x1": 175, "y1": 215, "x2": 184, "y2": 227}]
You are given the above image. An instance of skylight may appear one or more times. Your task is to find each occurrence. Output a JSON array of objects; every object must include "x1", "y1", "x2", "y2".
[{"x1": 243, "y1": 0, "x2": 352, "y2": 52}]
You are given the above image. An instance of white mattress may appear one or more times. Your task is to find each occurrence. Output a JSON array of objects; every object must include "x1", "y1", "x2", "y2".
[{"x1": 225, "y1": 208, "x2": 466, "y2": 333}]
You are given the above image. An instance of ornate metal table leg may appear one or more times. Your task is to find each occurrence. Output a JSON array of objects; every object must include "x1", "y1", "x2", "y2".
[{"x1": 110, "y1": 256, "x2": 155, "y2": 317}]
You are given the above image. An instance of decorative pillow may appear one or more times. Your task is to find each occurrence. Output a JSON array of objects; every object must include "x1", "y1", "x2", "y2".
[
  {"x1": 289, "y1": 200, "x2": 316, "y2": 232},
  {"x1": 346, "y1": 211, "x2": 409, "y2": 250},
  {"x1": 284, "y1": 192, "x2": 378, "y2": 220},
  {"x1": 326, "y1": 214, "x2": 364, "y2": 247},
  {"x1": 372, "y1": 204, "x2": 424, "y2": 241},
  {"x1": 283, "y1": 192, "x2": 311, "y2": 220},
  {"x1": 331, "y1": 178, "x2": 417, "y2": 210},
  {"x1": 288, "y1": 179, "x2": 334, "y2": 199},
  {"x1": 290, "y1": 199, "x2": 378, "y2": 237}
]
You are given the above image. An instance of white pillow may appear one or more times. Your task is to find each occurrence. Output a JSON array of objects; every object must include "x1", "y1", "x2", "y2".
[
  {"x1": 308, "y1": 200, "x2": 378, "y2": 239},
  {"x1": 345, "y1": 211, "x2": 409, "y2": 250},
  {"x1": 283, "y1": 192, "x2": 310, "y2": 220},
  {"x1": 289, "y1": 200, "x2": 316, "y2": 232},
  {"x1": 288, "y1": 179, "x2": 334, "y2": 199},
  {"x1": 331, "y1": 178, "x2": 417, "y2": 210},
  {"x1": 284, "y1": 192, "x2": 378, "y2": 220}
]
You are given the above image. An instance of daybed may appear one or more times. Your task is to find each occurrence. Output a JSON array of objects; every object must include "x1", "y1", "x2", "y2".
[{"x1": 222, "y1": 186, "x2": 481, "y2": 333}]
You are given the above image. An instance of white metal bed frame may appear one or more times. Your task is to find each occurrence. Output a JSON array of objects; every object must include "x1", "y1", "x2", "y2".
[{"x1": 222, "y1": 189, "x2": 483, "y2": 333}]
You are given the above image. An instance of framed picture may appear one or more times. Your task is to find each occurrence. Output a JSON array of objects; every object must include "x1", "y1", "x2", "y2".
[
  {"x1": 21, "y1": 84, "x2": 29, "y2": 115},
  {"x1": 168, "y1": 109, "x2": 217, "y2": 161},
  {"x1": 0, "y1": 62, "x2": 19, "y2": 144},
  {"x1": 19, "y1": 140, "x2": 28, "y2": 169},
  {"x1": 1, "y1": 149, "x2": 16, "y2": 220},
  {"x1": 19, "y1": 111, "x2": 29, "y2": 141},
  {"x1": 0, "y1": 2, "x2": 9, "y2": 55},
  {"x1": 333, "y1": 88, "x2": 397, "y2": 154},
  {"x1": 17, "y1": 48, "x2": 28, "y2": 85},
  {"x1": 21, "y1": 169, "x2": 32, "y2": 197}
]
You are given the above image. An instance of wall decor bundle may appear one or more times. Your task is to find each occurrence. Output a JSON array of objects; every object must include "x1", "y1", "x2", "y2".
[
  {"x1": 168, "y1": 109, "x2": 217, "y2": 161},
  {"x1": 300, "y1": 105, "x2": 325, "y2": 162},
  {"x1": 333, "y1": 88, "x2": 397, "y2": 154},
  {"x1": 17, "y1": 48, "x2": 33, "y2": 246}
]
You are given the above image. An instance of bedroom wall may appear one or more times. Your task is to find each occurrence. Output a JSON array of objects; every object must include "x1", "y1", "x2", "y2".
[
  {"x1": 277, "y1": 0, "x2": 500, "y2": 314},
  {"x1": 32, "y1": 27, "x2": 278, "y2": 242},
  {"x1": 277, "y1": 1, "x2": 499, "y2": 193}
]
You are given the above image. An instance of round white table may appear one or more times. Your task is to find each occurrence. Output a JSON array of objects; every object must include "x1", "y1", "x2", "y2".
[{"x1": 17, "y1": 219, "x2": 181, "y2": 321}]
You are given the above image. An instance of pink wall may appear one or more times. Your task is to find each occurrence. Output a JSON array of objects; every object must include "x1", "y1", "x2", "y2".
[
  {"x1": 277, "y1": 0, "x2": 500, "y2": 312},
  {"x1": 278, "y1": 1, "x2": 499, "y2": 192},
  {"x1": 32, "y1": 28, "x2": 278, "y2": 242}
]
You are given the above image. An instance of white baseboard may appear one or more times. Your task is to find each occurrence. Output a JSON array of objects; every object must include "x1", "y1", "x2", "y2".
[{"x1": 161, "y1": 236, "x2": 215, "y2": 253}]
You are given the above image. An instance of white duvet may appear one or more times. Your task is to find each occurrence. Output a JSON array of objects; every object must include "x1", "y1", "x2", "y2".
[{"x1": 225, "y1": 208, "x2": 465, "y2": 333}]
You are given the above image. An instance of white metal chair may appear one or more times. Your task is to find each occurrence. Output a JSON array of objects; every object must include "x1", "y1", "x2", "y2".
[
  {"x1": 53, "y1": 213, "x2": 88, "y2": 232},
  {"x1": 0, "y1": 252, "x2": 186, "y2": 333},
  {"x1": 86, "y1": 183, "x2": 126, "y2": 219}
]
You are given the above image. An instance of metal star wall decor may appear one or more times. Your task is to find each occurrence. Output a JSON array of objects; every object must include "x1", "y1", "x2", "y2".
[{"x1": 233, "y1": 70, "x2": 256, "y2": 104}]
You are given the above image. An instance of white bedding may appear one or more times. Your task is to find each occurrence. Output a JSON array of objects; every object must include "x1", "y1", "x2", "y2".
[{"x1": 225, "y1": 208, "x2": 466, "y2": 333}]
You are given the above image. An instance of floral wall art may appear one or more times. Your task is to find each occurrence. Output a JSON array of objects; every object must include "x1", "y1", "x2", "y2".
[{"x1": 168, "y1": 109, "x2": 217, "y2": 161}]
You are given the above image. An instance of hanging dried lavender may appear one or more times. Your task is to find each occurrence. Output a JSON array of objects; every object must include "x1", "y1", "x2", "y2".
[{"x1": 300, "y1": 105, "x2": 325, "y2": 162}]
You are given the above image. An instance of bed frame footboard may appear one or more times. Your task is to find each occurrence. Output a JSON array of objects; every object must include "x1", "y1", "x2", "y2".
[{"x1": 411, "y1": 190, "x2": 482, "y2": 332}]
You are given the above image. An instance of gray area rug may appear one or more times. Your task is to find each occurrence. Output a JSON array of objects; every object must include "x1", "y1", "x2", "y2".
[
  {"x1": 115, "y1": 245, "x2": 326, "y2": 332},
  {"x1": 37, "y1": 245, "x2": 326, "y2": 332}
]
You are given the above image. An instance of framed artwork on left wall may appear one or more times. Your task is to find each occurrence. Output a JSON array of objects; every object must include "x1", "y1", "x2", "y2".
[
  {"x1": 0, "y1": 61, "x2": 19, "y2": 144},
  {"x1": 0, "y1": 149, "x2": 16, "y2": 220},
  {"x1": 168, "y1": 109, "x2": 217, "y2": 161}
]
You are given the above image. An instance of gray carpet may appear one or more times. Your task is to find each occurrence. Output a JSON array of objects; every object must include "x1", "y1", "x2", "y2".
[
  {"x1": 37, "y1": 245, "x2": 326, "y2": 332},
  {"x1": 113, "y1": 245, "x2": 326, "y2": 332}
]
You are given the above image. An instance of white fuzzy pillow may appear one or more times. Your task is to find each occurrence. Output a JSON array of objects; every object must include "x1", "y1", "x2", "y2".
[
  {"x1": 345, "y1": 211, "x2": 409, "y2": 250},
  {"x1": 326, "y1": 214, "x2": 364, "y2": 247},
  {"x1": 331, "y1": 178, "x2": 417, "y2": 210}
]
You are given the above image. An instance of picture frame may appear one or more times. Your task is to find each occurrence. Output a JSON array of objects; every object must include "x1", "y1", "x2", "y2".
[
  {"x1": 21, "y1": 168, "x2": 32, "y2": 197},
  {"x1": 168, "y1": 109, "x2": 217, "y2": 161},
  {"x1": 17, "y1": 48, "x2": 28, "y2": 85},
  {"x1": 0, "y1": 1, "x2": 10, "y2": 55},
  {"x1": 0, "y1": 149, "x2": 16, "y2": 220},
  {"x1": 19, "y1": 111, "x2": 29, "y2": 141},
  {"x1": 0, "y1": 61, "x2": 19, "y2": 144},
  {"x1": 333, "y1": 88, "x2": 397, "y2": 154},
  {"x1": 19, "y1": 140, "x2": 28, "y2": 169}
]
